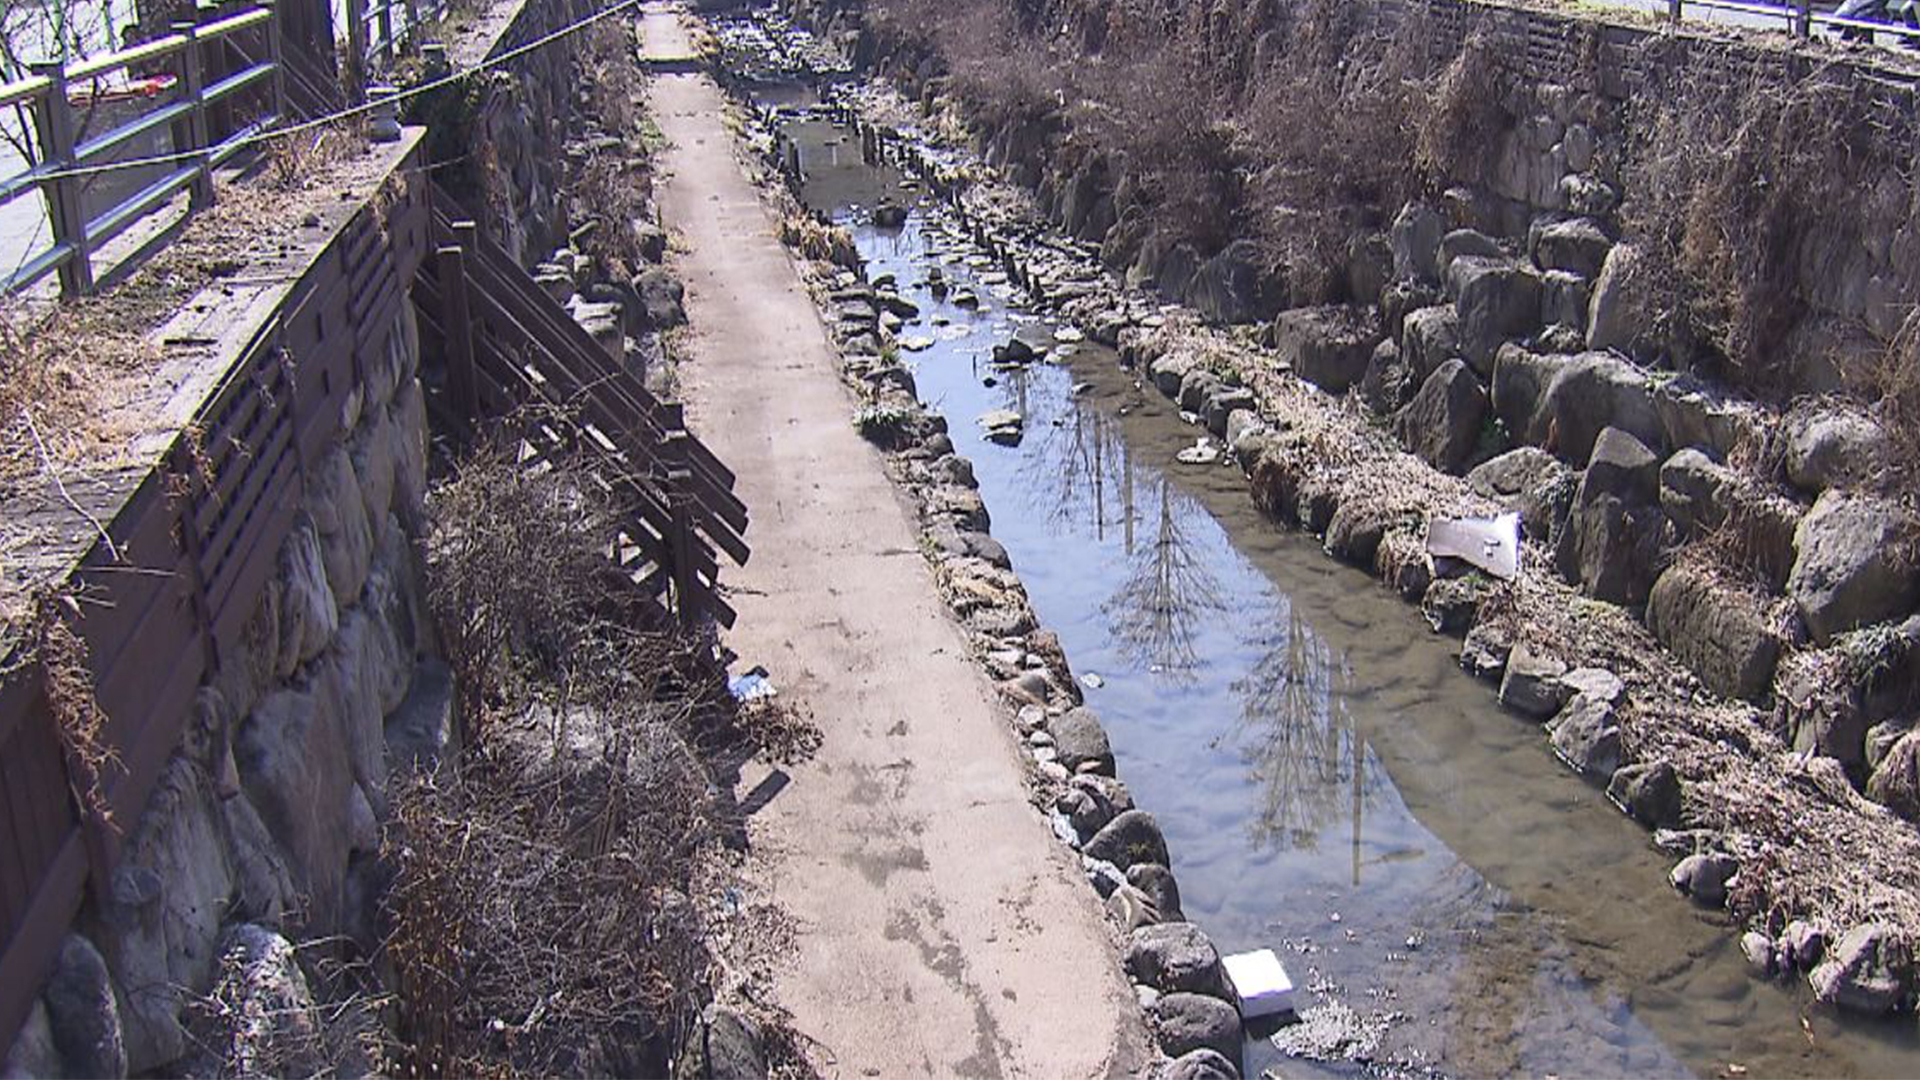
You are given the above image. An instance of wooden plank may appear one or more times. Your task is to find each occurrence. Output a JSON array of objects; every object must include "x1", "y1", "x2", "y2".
[
  {"x1": 99, "y1": 633, "x2": 205, "y2": 831},
  {"x1": 200, "y1": 419, "x2": 296, "y2": 613},
  {"x1": 0, "y1": 832, "x2": 86, "y2": 1066},
  {"x1": 209, "y1": 495, "x2": 295, "y2": 653},
  {"x1": 458, "y1": 247, "x2": 749, "y2": 545}
]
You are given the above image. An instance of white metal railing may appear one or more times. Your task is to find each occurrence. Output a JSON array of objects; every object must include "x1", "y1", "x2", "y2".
[
  {"x1": 348, "y1": 0, "x2": 446, "y2": 76},
  {"x1": 1662, "y1": 0, "x2": 1920, "y2": 46},
  {"x1": 0, "y1": 1, "x2": 284, "y2": 296}
]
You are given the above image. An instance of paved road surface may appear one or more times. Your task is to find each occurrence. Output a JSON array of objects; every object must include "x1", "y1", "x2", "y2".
[{"x1": 642, "y1": 5, "x2": 1149, "y2": 1077}]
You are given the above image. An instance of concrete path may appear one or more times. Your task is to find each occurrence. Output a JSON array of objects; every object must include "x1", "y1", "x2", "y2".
[{"x1": 641, "y1": 5, "x2": 1147, "y2": 1078}]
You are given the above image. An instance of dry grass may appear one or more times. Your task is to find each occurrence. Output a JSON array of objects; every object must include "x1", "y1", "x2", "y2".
[
  {"x1": 0, "y1": 123, "x2": 392, "y2": 632},
  {"x1": 396, "y1": 438, "x2": 820, "y2": 1076},
  {"x1": 1626, "y1": 50, "x2": 1913, "y2": 396}
]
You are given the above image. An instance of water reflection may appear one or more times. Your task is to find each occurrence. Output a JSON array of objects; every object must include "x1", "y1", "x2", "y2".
[
  {"x1": 1102, "y1": 478, "x2": 1226, "y2": 684},
  {"x1": 1229, "y1": 596, "x2": 1374, "y2": 859}
]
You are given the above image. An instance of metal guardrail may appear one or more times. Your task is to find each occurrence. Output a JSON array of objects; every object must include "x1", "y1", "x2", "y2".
[
  {"x1": 1665, "y1": 0, "x2": 1920, "y2": 44},
  {"x1": 348, "y1": 0, "x2": 447, "y2": 76},
  {"x1": 0, "y1": 2, "x2": 285, "y2": 297}
]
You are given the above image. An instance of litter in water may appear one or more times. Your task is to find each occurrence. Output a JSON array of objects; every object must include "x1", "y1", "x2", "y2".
[{"x1": 1223, "y1": 948, "x2": 1297, "y2": 1020}]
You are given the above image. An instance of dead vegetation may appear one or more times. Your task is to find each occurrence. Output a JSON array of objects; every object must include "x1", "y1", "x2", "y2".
[
  {"x1": 568, "y1": 18, "x2": 661, "y2": 278},
  {"x1": 393, "y1": 432, "x2": 818, "y2": 1077},
  {"x1": 1625, "y1": 51, "x2": 1913, "y2": 396},
  {"x1": 0, "y1": 122, "x2": 395, "y2": 633},
  {"x1": 869, "y1": 0, "x2": 1507, "y2": 305}
]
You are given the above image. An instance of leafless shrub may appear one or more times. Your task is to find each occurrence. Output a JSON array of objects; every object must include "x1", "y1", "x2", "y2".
[
  {"x1": 397, "y1": 435, "x2": 820, "y2": 1076},
  {"x1": 1414, "y1": 30, "x2": 1508, "y2": 188},
  {"x1": 1626, "y1": 53, "x2": 1910, "y2": 394},
  {"x1": 422, "y1": 423, "x2": 626, "y2": 748},
  {"x1": 569, "y1": 19, "x2": 659, "y2": 278}
]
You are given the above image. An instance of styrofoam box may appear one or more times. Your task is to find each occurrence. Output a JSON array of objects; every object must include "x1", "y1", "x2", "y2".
[{"x1": 1221, "y1": 948, "x2": 1295, "y2": 1019}]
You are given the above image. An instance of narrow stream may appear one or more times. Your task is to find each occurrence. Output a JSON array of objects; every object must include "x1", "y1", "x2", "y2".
[{"x1": 737, "y1": 64, "x2": 1920, "y2": 1079}]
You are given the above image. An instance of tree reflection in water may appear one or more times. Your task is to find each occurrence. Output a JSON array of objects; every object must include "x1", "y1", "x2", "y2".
[
  {"x1": 1230, "y1": 596, "x2": 1386, "y2": 865},
  {"x1": 1102, "y1": 476, "x2": 1225, "y2": 683}
]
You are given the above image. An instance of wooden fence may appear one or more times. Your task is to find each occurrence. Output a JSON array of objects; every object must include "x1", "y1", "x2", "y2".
[
  {"x1": 0, "y1": 135, "x2": 433, "y2": 1051},
  {"x1": 412, "y1": 185, "x2": 749, "y2": 628}
]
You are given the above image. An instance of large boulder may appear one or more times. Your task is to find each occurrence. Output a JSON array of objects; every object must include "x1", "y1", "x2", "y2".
[
  {"x1": 1549, "y1": 690, "x2": 1623, "y2": 777},
  {"x1": 1489, "y1": 344, "x2": 1563, "y2": 443},
  {"x1": 1467, "y1": 447, "x2": 1575, "y2": 543},
  {"x1": 1188, "y1": 240, "x2": 1271, "y2": 325},
  {"x1": 1530, "y1": 217, "x2": 1612, "y2": 278},
  {"x1": 1540, "y1": 270, "x2": 1591, "y2": 334},
  {"x1": 1395, "y1": 359, "x2": 1489, "y2": 474},
  {"x1": 1530, "y1": 352, "x2": 1662, "y2": 466},
  {"x1": 1126, "y1": 923, "x2": 1232, "y2": 999},
  {"x1": 1150, "y1": 993, "x2": 1242, "y2": 1064},
  {"x1": 43, "y1": 935, "x2": 125, "y2": 1080},
  {"x1": 1669, "y1": 852, "x2": 1738, "y2": 908},
  {"x1": 1399, "y1": 306, "x2": 1461, "y2": 380},
  {"x1": 306, "y1": 445, "x2": 373, "y2": 611},
  {"x1": 1658, "y1": 449, "x2": 1735, "y2": 539},
  {"x1": 1555, "y1": 428, "x2": 1670, "y2": 605},
  {"x1": 1360, "y1": 339, "x2": 1416, "y2": 416},
  {"x1": 1084, "y1": 809, "x2": 1171, "y2": 870},
  {"x1": 1499, "y1": 642, "x2": 1569, "y2": 719},
  {"x1": 1787, "y1": 492, "x2": 1920, "y2": 643},
  {"x1": 1654, "y1": 375, "x2": 1755, "y2": 462},
  {"x1": 234, "y1": 682, "x2": 358, "y2": 935},
  {"x1": 1586, "y1": 244, "x2": 1657, "y2": 357},
  {"x1": 1867, "y1": 730, "x2": 1920, "y2": 821},
  {"x1": 1437, "y1": 229, "x2": 1504, "y2": 278},
  {"x1": 1607, "y1": 760, "x2": 1683, "y2": 827},
  {"x1": 1271, "y1": 306, "x2": 1383, "y2": 394},
  {"x1": 1646, "y1": 563, "x2": 1784, "y2": 703},
  {"x1": 1391, "y1": 201, "x2": 1446, "y2": 283},
  {"x1": 1810, "y1": 924, "x2": 1912, "y2": 1015},
  {"x1": 1050, "y1": 707, "x2": 1116, "y2": 774},
  {"x1": 1785, "y1": 411, "x2": 1889, "y2": 495},
  {"x1": 1127, "y1": 864, "x2": 1186, "y2": 922},
  {"x1": 636, "y1": 267, "x2": 687, "y2": 329},
  {"x1": 1447, "y1": 257, "x2": 1542, "y2": 373}
]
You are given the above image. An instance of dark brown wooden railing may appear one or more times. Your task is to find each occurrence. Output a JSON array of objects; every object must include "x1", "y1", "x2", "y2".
[{"x1": 412, "y1": 186, "x2": 748, "y2": 628}]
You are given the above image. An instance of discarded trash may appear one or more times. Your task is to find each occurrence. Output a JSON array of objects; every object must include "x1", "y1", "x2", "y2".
[
  {"x1": 1223, "y1": 948, "x2": 1297, "y2": 1019},
  {"x1": 1175, "y1": 438, "x2": 1222, "y2": 465},
  {"x1": 1427, "y1": 512, "x2": 1522, "y2": 580},
  {"x1": 729, "y1": 666, "x2": 777, "y2": 701},
  {"x1": 1081, "y1": 673, "x2": 1105, "y2": 689},
  {"x1": 1054, "y1": 325, "x2": 1085, "y2": 343}
]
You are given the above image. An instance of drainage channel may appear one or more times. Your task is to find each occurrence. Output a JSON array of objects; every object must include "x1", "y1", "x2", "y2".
[{"x1": 741, "y1": 73, "x2": 1920, "y2": 1080}]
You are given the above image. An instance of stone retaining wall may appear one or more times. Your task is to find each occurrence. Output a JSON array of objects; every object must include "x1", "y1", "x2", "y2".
[{"x1": 2, "y1": 304, "x2": 441, "y2": 1078}]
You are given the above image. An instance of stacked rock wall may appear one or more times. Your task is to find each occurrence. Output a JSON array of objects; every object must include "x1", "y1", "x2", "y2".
[{"x1": 2, "y1": 308, "x2": 442, "y2": 1079}]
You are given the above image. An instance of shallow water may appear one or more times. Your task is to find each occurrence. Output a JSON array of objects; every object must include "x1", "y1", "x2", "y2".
[{"x1": 755, "y1": 81, "x2": 1920, "y2": 1079}]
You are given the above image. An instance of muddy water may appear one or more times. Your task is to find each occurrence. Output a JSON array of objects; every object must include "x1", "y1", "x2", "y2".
[{"x1": 754, "y1": 85, "x2": 1920, "y2": 1078}]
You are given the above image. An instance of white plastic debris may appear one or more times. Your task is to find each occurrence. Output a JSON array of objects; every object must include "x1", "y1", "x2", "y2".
[
  {"x1": 728, "y1": 666, "x2": 777, "y2": 701},
  {"x1": 1426, "y1": 512, "x2": 1522, "y2": 580},
  {"x1": 1222, "y1": 948, "x2": 1296, "y2": 1019}
]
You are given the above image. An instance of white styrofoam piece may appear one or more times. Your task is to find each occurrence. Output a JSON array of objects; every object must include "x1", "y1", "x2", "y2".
[{"x1": 1221, "y1": 948, "x2": 1295, "y2": 1019}]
